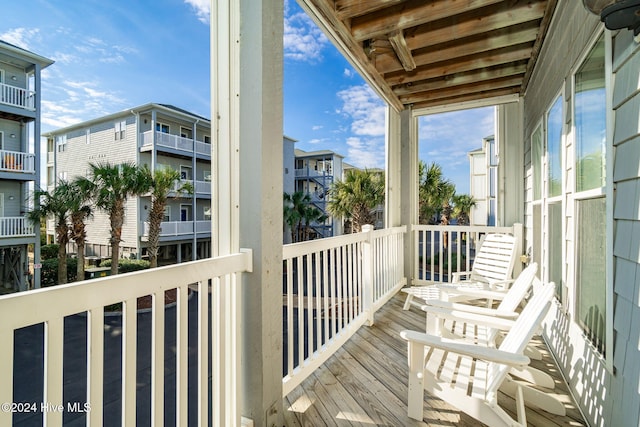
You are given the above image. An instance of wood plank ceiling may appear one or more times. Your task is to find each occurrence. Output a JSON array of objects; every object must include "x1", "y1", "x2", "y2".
[{"x1": 300, "y1": 0, "x2": 558, "y2": 111}]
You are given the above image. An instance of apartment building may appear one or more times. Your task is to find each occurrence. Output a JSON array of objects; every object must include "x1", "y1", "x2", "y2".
[
  {"x1": 294, "y1": 148, "x2": 343, "y2": 238},
  {"x1": 0, "y1": 41, "x2": 53, "y2": 290},
  {"x1": 44, "y1": 103, "x2": 212, "y2": 265},
  {"x1": 468, "y1": 135, "x2": 498, "y2": 226}
]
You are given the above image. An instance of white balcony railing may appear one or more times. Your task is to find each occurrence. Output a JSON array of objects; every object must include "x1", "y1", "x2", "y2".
[
  {"x1": 0, "y1": 150, "x2": 36, "y2": 173},
  {"x1": 0, "y1": 82, "x2": 35, "y2": 111},
  {"x1": 139, "y1": 131, "x2": 211, "y2": 157},
  {"x1": 141, "y1": 220, "x2": 212, "y2": 237},
  {"x1": 194, "y1": 180, "x2": 211, "y2": 194},
  {"x1": 282, "y1": 225, "x2": 406, "y2": 395},
  {"x1": 0, "y1": 217, "x2": 35, "y2": 238},
  {"x1": 294, "y1": 168, "x2": 332, "y2": 178},
  {"x1": 0, "y1": 250, "x2": 252, "y2": 426},
  {"x1": 412, "y1": 223, "x2": 523, "y2": 286}
]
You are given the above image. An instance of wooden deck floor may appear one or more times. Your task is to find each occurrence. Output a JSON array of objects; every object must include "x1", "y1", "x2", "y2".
[{"x1": 283, "y1": 292, "x2": 587, "y2": 427}]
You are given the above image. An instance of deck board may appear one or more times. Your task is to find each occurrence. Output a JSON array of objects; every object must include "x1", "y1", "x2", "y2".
[{"x1": 283, "y1": 292, "x2": 587, "y2": 427}]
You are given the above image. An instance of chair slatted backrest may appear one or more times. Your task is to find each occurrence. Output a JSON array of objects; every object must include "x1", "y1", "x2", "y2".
[
  {"x1": 484, "y1": 280, "x2": 555, "y2": 398},
  {"x1": 469, "y1": 233, "x2": 518, "y2": 284}
]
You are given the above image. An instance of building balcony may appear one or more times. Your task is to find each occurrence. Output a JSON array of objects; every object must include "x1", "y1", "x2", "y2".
[
  {"x1": 0, "y1": 82, "x2": 36, "y2": 111},
  {"x1": 139, "y1": 131, "x2": 211, "y2": 158},
  {"x1": 0, "y1": 224, "x2": 586, "y2": 426},
  {"x1": 0, "y1": 150, "x2": 36, "y2": 175},
  {"x1": 140, "y1": 220, "x2": 211, "y2": 238},
  {"x1": 0, "y1": 216, "x2": 35, "y2": 238},
  {"x1": 295, "y1": 167, "x2": 333, "y2": 178}
]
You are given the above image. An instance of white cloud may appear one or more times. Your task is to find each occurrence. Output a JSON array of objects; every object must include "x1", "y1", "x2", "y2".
[
  {"x1": 345, "y1": 137, "x2": 385, "y2": 169},
  {"x1": 184, "y1": 0, "x2": 210, "y2": 23},
  {"x1": 312, "y1": 125, "x2": 323, "y2": 131},
  {"x1": 284, "y1": 4, "x2": 329, "y2": 62},
  {"x1": 337, "y1": 85, "x2": 385, "y2": 137},
  {"x1": 343, "y1": 68, "x2": 354, "y2": 78},
  {"x1": 0, "y1": 28, "x2": 40, "y2": 50}
]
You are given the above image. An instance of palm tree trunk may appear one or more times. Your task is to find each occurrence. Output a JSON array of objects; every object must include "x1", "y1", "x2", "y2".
[{"x1": 76, "y1": 242, "x2": 85, "y2": 281}]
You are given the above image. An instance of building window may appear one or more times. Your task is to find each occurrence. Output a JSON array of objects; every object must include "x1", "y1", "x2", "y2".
[
  {"x1": 56, "y1": 135, "x2": 67, "y2": 153},
  {"x1": 203, "y1": 135, "x2": 211, "y2": 144},
  {"x1": 86, "y1": 128, "x2": 91, "y2": 144},
  {"x1": 0, "y1": 131, "x2": 4, "y2": 150},
  {"x1": 180, "y1": 127, "x2": 192, "y2": 139},
  {"x1": 575, "y1": 36, "x2": 606, "y2": 192},
  {"x1": 163, "y1": 206, "x2": 171, "y2": 222},
  {"x1": 180, "y1": 165, "x2": 192, "y2": 180},
  {"x1": 58, "y1": 171, "x2": 67, "y2": 183},
  {"x1": 204, "y1": 206, "x2": 211, "y2": 220},
  {"x1": 115, "y1": 120, "x2": 126, "y2": 140},
  {"x1": 546, "y1": 95, "x2": 563, "y2": 197},
  {"x1": 531, "y1": 125, "x2": 543, "y2": 201},
  {"x1": 155, "y1": 122, "x2": 170, "y2": 133},
  {"x1": 573, "y1": 34, "x2": 607, "y2": 353}
]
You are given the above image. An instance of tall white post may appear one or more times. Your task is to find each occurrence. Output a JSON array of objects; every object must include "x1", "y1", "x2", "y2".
[
  {"x1": 212, "y1": 0, "x2": 284, "y2": 425},
  {"x1": 400, "y1": 109, "x2": 418, "y2": 282},
  {"x1": 385, "y1": 106, "x2": 402, "y2": 228}
]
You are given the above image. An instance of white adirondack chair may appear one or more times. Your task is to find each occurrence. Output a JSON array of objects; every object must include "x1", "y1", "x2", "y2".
[
  {"x1": 401, "y1": 280, "x2": 556, "y2": 426},
  {"x1": 403, "y1": 233, "x2": 518, "y2": 310},
  {"x1": 418, "y1": 264, "x2": 566, "y2": 416}
]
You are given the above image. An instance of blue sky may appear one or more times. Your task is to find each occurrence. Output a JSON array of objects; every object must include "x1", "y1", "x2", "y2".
[{"x1": 2, "y1": 0, "x2": 494, "y2": 194}]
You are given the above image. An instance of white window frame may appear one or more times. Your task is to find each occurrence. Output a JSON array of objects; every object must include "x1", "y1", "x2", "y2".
[
  {"x1": 180, "y1": 126, "x2": 193, "y2": 139},
  {"x1": 180, "y1": 204, "x2": 192, "y2": 222},
  {"x1": 155, "y1": 122, "x2": 170, "y2": 134},
  {"x1": 56, "y1": 135, "x2": 67, "y2": 153},
  {"x1": 180, "y1": 165, "x2": 192, "y2": 180},
  {"x1": 163, "y1": 206, "x2": 171, "y2": 222},
  {"x1": 569, "y1": 28, "x2": 613, "y2": 369},
  {"x1": 115, "y1": 120, "x2": 126, "y2": 140}
]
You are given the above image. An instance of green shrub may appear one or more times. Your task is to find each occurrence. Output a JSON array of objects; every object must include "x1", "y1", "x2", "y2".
[
  {"x1": 100, "y1": 258, "x2": 150, "y2": 273},
  {"x1": 41, "y1": 257, "x2": 78, "y2": 287},
  {"x1": 40, "y1": 244, "x2": 59, "y2": 260}
]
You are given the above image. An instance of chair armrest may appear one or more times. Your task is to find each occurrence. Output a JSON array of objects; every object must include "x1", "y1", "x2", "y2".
[
  {"x1": 418, "y1": 304, "x2": 516, "y2": 330},
  {"x1": 400, "y1": 330, "x2": 530, "y2": 367},
  {"x1": 451, "y1": 271, "x2": 473, "y2": 282},
  {"x1": 438, "y1": 287, "x2": 510, "y2": 301},
  {"x1": 423, "y1": 299, "x2": 519, "y2": 319}
]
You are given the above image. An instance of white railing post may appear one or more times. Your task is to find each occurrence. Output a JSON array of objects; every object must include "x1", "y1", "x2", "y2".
[
  {"x1": 513, "y1": 222, "x2": 524, "y2": 277},
  {"x1": 362, "y1": 225, "x2": 375, "y2": 326}
]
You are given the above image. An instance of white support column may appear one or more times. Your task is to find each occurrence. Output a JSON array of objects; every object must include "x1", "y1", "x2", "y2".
[
  {"x1": 400, "y1": 109, "x2": 418, "y2": 282},
  {"x1": 496, "y1": 102, "x2": 524, "y2": 226},
  {"x1": 212, "y1": 0, "x2": 283, "y2": 426},
  {"x1": 385, "y1": 106, "x2": 402, "y2": 228},
  {"x1": 361, "y1": 224, "x2": 375, "y2": 326}
]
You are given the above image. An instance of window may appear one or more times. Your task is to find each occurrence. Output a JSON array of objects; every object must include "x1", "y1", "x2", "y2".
[
  {"x1": 115, "y1": 120, "x2": 126, "y2": 140},
  {"x1": 531, "y1": 125, "x2": 543, "y2": 200},
  {"x1": 204, "y1": 206, "x2": 212, "y2": 220},
  {"x1": 163, "y1": 206, "x2": 171, "y2": 222},
  {"x1": 576, "y1": 197, "x2": 606, "y2": 351},
  {"x1": 180, "y1": 165, "x2": 192, "y2": 180},
  {"x1": 573, "y1": 34, "x2": 607, "y2": 352},
  {"x1": 56, "y1": 135, "x2": 67, "y2": 153},
  {"x1": 58, "y1": 171, "x2": 67, "y2": 183},
  {"x1": 86, "y1": 128, "x2": 91, "y2": 144},
  {"x1": 155, "y1": 122, "x2": 170, "y2": 133},
  {"x1": 546, "y1": 96, "x2": 563, "y2": 197},
  {"x1": 203, "y1": 170, "x2": 211, "y2": 182},
  {"x1": 203, "y1": 135, "x2": 211, "y2": 144},
  {"x1": 180, "y1": 127, "x2": 192, "y2": 139},
  {"x1": 575, "y1": 36, "x2": 606, "y2": 192}
]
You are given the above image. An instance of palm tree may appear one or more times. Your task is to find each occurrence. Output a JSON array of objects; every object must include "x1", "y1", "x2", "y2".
[
  {"x1": 418, "y1": 161, "x2": 455, "y2": 224},
  {"x1": 28, "y1": 182, "x2": 73, "y2": 285},
  {"x1": 284, "y1": 191, "x2": 325, "y2": 242},
  {"x1": 64, "y1": 178, "x2": 94, "y2": 280},
  {"x1": 87, "y1": 162, "x2": 151, "y2": 275},
  {"x1": 327, "y1": 169, "x2": 384, "y2": 233},
  {"x1": 452, "y1": 194, "x2": 477, "y2": 226},
  {"x1": 144, "y1": 166, "x2": 194, "y2": 267}
]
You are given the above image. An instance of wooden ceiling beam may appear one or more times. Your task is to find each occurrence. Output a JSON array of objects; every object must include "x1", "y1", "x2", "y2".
[
  {"x1": 385, "y1": 44, "x2": 533, "y2": 85},
  {"x1": 404, "y1": 0, "x2": 547, "y2": 51},
  {"x1": 350, "y1": 0, "x2": 504, "y2": 42},
  {"x1": 398, "y1": 75, "x2": 523, "y2": 104},
  {"x1": 392, "y1": 62, "x2": 528, "y2": 96},
  {"x1": 376, "y1": 22, "x2": 540, "y2": 74},
  {"x1": 299, "y1": 0, "x2": 404, "y2": 110},
  {"x1": 410, "y1": 87, "x2": 519, "y2": 110},
  {"x1": 335, "y1": 0, "x2": 405, "y2": 20},
  {"x1": 388, "y1": 30, "x2": 416, "y2": 71}
]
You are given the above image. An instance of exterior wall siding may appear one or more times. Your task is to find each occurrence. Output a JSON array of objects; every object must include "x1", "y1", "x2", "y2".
[
  {"x1": 524, "y1": 2, "x2": 640, "y2": 426},
  {"x1": 610, "y1": 29, "x2": 640, "y2": 427}
]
